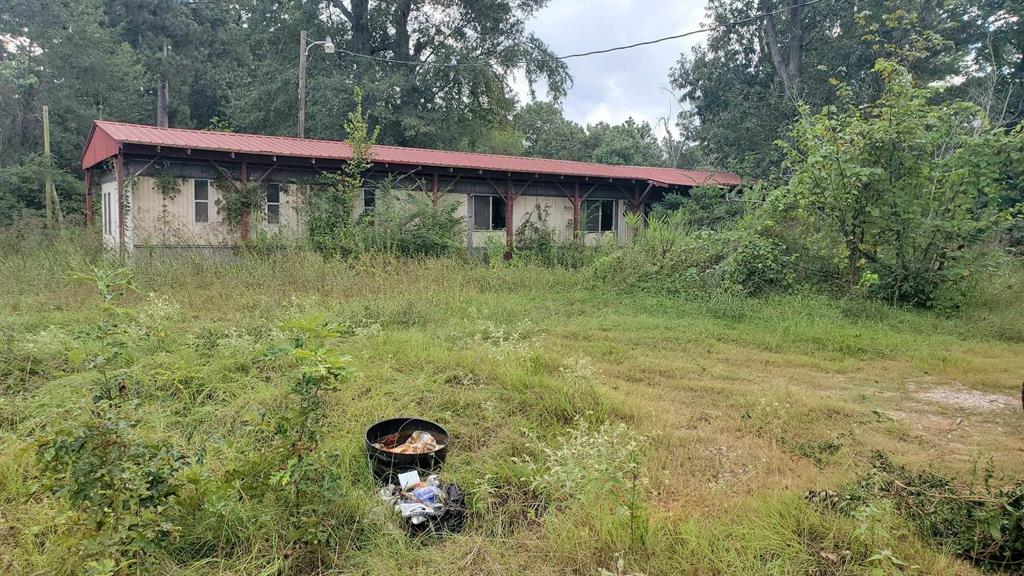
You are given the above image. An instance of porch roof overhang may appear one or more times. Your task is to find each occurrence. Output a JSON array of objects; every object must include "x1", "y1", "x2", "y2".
[{"x1": 81, "y1": 120, "x2": 743, "y2": 188}]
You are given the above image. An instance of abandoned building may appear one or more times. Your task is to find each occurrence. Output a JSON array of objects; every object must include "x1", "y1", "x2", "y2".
[{"x1": 80, "y1": 120, "x2": 742, "y2": 253}]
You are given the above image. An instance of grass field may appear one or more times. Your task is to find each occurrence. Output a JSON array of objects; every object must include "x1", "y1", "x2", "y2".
[{"x1": 2, "y1": 235, "x2": 1023, "y2": 575}]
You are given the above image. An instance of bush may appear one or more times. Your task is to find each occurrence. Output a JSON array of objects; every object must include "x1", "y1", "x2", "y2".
[
  {"x1": 359, "y1": 187, "x2": 465, "y2": 257},
  {"x1": 590, "y1": 210, "x2": 791, "y2": 296},
  {"x1": 514, "y1": 202, "x2": 558, "y2": 261},
  {"x1": 649, "y1": 185, "x2": 745, "y2": 231},
  {"x1": 508, "y1": 203, "x2": 599, "y2": 268},
  {"x1": 35, "y1": 267, "x2": 189, "y2": 574},
  {"x1": 718, "y1": 230, "x2": 794, "y2": 295},
  {"x1": 773, "y1": 59, "x2": 1023, "y2": 307},
  {"x1": 839, "y1": 452, "x2": 1024, "y2": 571}
]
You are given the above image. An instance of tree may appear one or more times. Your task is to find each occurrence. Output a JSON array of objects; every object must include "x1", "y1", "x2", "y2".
[
  {"x1": 0, "y1": 0, "x2": 151, "y2": 218},
  {"x1": 760, "y1": 0, "x2": 806, "y2": 98},
  {"x1": 224, "y1": 0, "x2": 569, "y2": 149},
  {"x1": 512, "y1": 102, "x2": 666, "y2": 166},
  {"x1": 306, "y1": 88, "x2": 379, "y2": 256},
  {"x1": 670, "y1": 0, "x2": 974, "y2": 179},
  {"x1": 947, "y1": 0, "x2": 1024, "y2": 128},
  {"x1": 773, "y1": 60, "x2": 1022, "y2": 306},
  {"x1": 334, "y1": 0, "x2": 568, "y2": 147},
  {"x1": 101, "y1": 0, "x2": 241, "y2": 129},
  {"x1": 513, "y1": 102, "x2": 589, "y2": 161},
  {"x1": 586, "y1": 119, "x2": 665, "y2": 166}
]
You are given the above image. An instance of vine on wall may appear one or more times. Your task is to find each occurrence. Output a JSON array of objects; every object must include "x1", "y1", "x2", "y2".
[
  {"x1": 214, "y1": 177, "x2": 265, "y2": 231},
  {"x1": 154, "y1": 172, "x2": 184, "y2": 242}
]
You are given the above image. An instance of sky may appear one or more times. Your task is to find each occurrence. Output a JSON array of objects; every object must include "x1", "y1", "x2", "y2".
[{"x1": 515, "y1": 0, "x2": 712, "y2": 133}]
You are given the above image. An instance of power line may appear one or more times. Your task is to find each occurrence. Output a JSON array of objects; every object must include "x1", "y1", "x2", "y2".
[
  {"x1": 328, "y1": 0, "x2": 830, "y2": 68},
  {"x1": 559, "y1": 0, "x2": 829, "y2": 59}
]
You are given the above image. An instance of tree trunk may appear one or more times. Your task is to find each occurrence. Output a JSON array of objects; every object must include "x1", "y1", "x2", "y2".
[
  {"x1": 347, "y1": 0, "x2": 371, "y2": 55},
  {"x1": 390, "y1": 0, "x2": 420, "y2": 145},
  {"x1": 391, "y1": 0, "x2": 413, "y2": 61},
  {"x1": 761, "y1": 0, "x2": 803, "y2": 98}
]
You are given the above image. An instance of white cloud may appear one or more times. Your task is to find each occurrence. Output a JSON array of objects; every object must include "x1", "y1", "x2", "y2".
[{"x1": 517, "y1": 0, "x2": 711, "y2": 134}]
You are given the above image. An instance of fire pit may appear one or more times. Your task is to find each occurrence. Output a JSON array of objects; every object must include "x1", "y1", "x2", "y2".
[{"x1": 365, "y1": 417, "x2": 449, "y2": 485}]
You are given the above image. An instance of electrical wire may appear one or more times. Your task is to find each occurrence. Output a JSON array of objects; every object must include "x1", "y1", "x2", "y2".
[{"x1": 326, "y1": 0, "x2": 831, "y2": 68}]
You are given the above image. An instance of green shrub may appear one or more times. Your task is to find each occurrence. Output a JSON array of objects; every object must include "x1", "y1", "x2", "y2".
[
  {"x1": 514, "y1": 202, "x2": 558, "y2": 262},
  {"x1": 36, "y1": 397, "x2": 188, "y2": 575},
  {"x1": 590, "y1": 210, "x2": 791, "y2": 296},
  {"x1": 718, "y1": 229, "x2": 794, "y2": 295},
  {"x1": 773, "y1": 60, "x2": 1023, "y2": 307},
  {"x1": 305, "y1": 88, "x2": 379, "y2": 258},
  {"x1": 359, "y1": 186, "x2": 465, "y2": 257},
  {"x1": 35, "y1": 267, "x2": 189, "y2": 574},
  {"x1": 839, "y1": 452, "x2": 1024, "y2": 571},
  {"x1": 649, "y1": 185, "x2": 745, "y2": 231}
]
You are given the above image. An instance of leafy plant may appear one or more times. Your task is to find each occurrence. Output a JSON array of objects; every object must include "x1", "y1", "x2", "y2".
[
  {"x1": 773, "y1": 59, "x2": 1022, "y2": 307},
  {"x1": 841, "y1": 452, "x2": 1024, "y2": 571},
  {"x1": 215, "y1": 178, "x2": 264, "y2": 231},
  {"x1": 592, "y1": 209, "x2": 791, "y2": 296},
  {"x1": 153, "y1": 173, "x2": 183, "y2": 200},
  {"x1": 649, "y1": 185, "x2": 745, "y2": 231},
  {"x1": 515, "y1": 202, "x2": 558, "y2": 260},
  {"x1": 36, "y1": 268, "x2": 187, "y2": 575},
  {"x1": 261, "y1": 316, "x2": 359, "y2": 560},
  {"x1": 359, "y1": 182, "x2": 465, "y2": 257},
  {"x1": 306, "y1": 88, "x2": 380, "y2": 257}
]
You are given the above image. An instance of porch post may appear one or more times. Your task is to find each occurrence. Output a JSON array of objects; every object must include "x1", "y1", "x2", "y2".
[
  {"x1": 630, "y1": 182, "x2": 655, "y2": 214},
  {"x1": 572, "y1": 182, "x2": 581, "y2": 239},
  {"x1": 115, "y1": 151, "x2": 125, "y2": 252},
  {"x1": 240, "y1": 160, "x2": 250, "y2": 243},
  {"x1": 84, "y1": 168, "x2": 93, "y2": 226},
  {"x1": 431, "y1": 173, "x2": 440, "y2": 207}
]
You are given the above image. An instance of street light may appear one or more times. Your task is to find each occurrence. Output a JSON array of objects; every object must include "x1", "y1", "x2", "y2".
[
  {"x1": 298, "y1": 32, "x2": 335, "y2": 138},
  {"x1": 308, "y1": 35, "x2": 335, "y2": 55}
]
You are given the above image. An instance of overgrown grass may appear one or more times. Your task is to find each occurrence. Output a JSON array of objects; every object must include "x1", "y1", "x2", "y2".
[{"x1": 1, "y1": 230, "x2": 1023, "y2": 574}]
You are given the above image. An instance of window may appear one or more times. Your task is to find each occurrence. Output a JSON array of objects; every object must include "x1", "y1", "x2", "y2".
[
  {"x1": 266, "y1": 182, "x2": 281, "y2": 224},
  {"x1": 102, "y1": 191, "x2": 111, "y2": 236},
  {"x1": 194, "y1": 180, "x2": 209, "y2": 223},
  {"x1": 363, "y1": 187, "x2": 376, "y2": 211},
  {"x1": 471, "y1": 195, "x2": 506, "y2": 231},
  {"x1": 584, "y1": 199, "x2": 616, "y2": 233}
]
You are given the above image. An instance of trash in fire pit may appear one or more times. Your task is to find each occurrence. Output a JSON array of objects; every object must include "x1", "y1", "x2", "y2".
[{"x1": 372, "y1": 430, "x2": 445, "y2": 454}]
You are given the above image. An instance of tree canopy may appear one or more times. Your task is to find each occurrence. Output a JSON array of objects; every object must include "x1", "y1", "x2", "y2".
[{"x1": 670, "y1": 0, "x2": 1021, "y2": 178}]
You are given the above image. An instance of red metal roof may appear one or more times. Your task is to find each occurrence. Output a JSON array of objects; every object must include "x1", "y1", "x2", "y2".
[{"x1": 82, "y1": 120, "x2": 742, "y2": 187}]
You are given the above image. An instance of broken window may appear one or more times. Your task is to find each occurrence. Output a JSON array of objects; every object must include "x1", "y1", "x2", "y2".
[
  {"x1": 472, "y1": 195, "x2": 506, "y2": 231},
  {"x1": 584, "y1": 199, "x2": 616, "y2": 232}
]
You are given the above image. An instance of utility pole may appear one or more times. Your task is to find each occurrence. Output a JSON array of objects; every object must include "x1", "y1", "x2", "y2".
[
  {"x1": 41, "y1": 105, "x2": 62, "y2": 227},
  {"x1": 298, "y1": 30, "x2": 307, "y2": 138},
  {"x1": 157, "y1": 43, "x2": 169, "y2": 127}
]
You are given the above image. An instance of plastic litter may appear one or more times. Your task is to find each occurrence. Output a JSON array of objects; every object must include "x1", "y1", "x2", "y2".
[{"x1": 378, "y1": 471, "x2": 465, "y2": 533}]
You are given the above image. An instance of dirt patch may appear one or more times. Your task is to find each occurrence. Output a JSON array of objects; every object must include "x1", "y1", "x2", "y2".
[{"x1": 916, "y1": 385, "x2": 1017, "y2": 411}]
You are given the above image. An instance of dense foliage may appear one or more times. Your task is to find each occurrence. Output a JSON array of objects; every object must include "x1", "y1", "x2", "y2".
[
  {"x1": 670, "y1": 0, "x2": 1022, "y2": 178},
  {"x1": 841, "y1": 452, "x2": 1024, "y2": 571},
  {"x1": 772, "y1": 60, "x2": 1022, "y2": 306}
]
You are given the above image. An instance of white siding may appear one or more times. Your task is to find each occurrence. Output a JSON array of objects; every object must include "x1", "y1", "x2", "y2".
[
  {"x1": 118, "y1": 175, "x2": 629, "y2": 250},
  {"x1": 130, "y1": 177, "x2": 304, "y2": 248}
]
